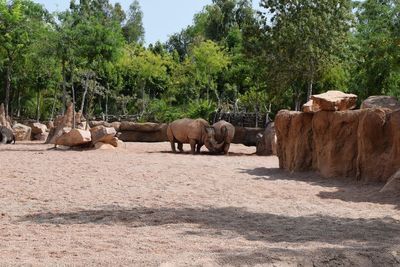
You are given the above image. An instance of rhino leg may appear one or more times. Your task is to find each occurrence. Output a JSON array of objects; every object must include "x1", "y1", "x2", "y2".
[
  {"x1": 189, "y1": 139, "x2": 196, "y2": 154},
  {"x1": 196, "y1": 143, "x2": 203, "y2": 153},
  {"x1": 170, "y1": 141, "x2": 176, "y2": 153},
  {"x1": 1, "y1": 134, "x2": 6, "y2": 144},
  {"x1": 177, "y1": 142, "x2": 183, "y2": 152},
  {"x1": 223, "y1": 143, "x2": 231, "y2": 155}
]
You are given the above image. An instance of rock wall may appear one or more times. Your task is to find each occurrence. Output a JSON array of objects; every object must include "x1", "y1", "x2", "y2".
[
  {"x1": 275, "y1": 111, "x2": 314, "y2": 171},
  {"x1": 275, "y1": 109, "x2": 400, "y2": 183}
]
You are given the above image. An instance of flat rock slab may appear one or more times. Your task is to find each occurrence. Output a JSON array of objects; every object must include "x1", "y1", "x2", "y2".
[
  {"x1": 311, "y1": 90, "x2": 357, "y2": 111},
  {"x1": 56, "y1": 129, "x2": 91, "y2": 147}
]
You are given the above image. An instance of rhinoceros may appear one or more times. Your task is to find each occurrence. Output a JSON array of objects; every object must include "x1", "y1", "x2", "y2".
[
  {"x1": 167, "y1": 118, "x2": 223, "y2": 154},
  {"x1": 212, "y1": 120, "x2": 235, "y2": 154},
  {"x1": 0, "y1": 126, "x2": 15, "y2": 144}
]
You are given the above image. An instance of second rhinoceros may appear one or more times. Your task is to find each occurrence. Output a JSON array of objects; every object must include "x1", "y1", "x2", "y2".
[
  {"x1": 212, "y1": 120, "x2": 235, "y2": 154},
  {"x1": 167, "y1": 118, "x2": 223, "y2": 154}
]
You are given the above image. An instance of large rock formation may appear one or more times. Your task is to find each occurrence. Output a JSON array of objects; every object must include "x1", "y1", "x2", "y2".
[
  {"x1": 275, "y1": 111, "x2": 314, "y2": 171},
  {"x1": 29, "y1": 122, "x2": 47, "y2": 135},
  {"x1": 275, "y1": 107, "x2": 400, "y2": 183},
  {"x1": 311, "y1": 90, "x2": 357, "y2": 111},
  {"x1": 360, "y1": 95, "x2": 400, "y2": 111},
  {"x1": 357, "y1": 109, "x2": 400, "y2": 182},
  {"x1": 312, "y1": 111, "x2": 361, "y2": 178}
]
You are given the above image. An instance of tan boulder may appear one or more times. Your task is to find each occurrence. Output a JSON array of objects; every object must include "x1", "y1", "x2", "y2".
[
  {"x1": 109, "y1": 137, "x2": 119, "y2": 147},
  {"x1": 55, "y1": 129, "x2": 91, "y2": 147},
  {"x1": 94, "y1": 142, "x2": 115, "y2": 150},
  {"x1": 311, "y1": 90, "x2": 357, "y2": 111},
  {"x1": 361, "y1": 96, "x2": 400, "y2": 111},
  {"x1": 13, "y1": 123, "x2": 32, "y2": 141},
  {"x1": 34, "y1": 132, "x2": 49, "y2": 142},
  {"x1": 275, "y1": 110, "x2": 314, "y2": 171},
  {"x1": 30, "y1": 122, "x2": 47, "y2": 135},
  {"x1": 90, "y1": 126, "x2": 116, "y2": 144},
  {"x1": 303, "y1": 100, "x2": 321, "y2": 113}
]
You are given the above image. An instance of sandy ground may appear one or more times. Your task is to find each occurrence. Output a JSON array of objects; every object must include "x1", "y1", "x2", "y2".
[{"x1": 0, "y1": 142, "x2": 399, "y2": 267}]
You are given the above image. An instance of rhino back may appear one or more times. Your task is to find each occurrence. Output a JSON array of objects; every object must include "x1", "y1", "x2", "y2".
[
  {"x1": 213, "y1": 120, "x2": 235, "y2": 143},
  {"x1": 168, "y1": 118, "x2": 194, "y2": 143}
]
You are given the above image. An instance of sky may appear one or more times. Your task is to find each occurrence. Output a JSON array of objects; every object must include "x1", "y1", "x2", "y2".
[{"x1": 33, "y1": 0, "x2": 262, "y2": 45}]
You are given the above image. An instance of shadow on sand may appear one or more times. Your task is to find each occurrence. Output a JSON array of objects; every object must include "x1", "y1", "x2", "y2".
[
  {"x1": 240, "y1": 167, "x2": 400, "y2": 210},
  {"x1": 19, "y1": 205, "x2": 400, "y2": 265}
]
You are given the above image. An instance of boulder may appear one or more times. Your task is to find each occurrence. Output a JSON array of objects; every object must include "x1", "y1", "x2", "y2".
[
  {"x1": 13, "y1": 123, "x2": 32, "y2": 141},
  {"x1": 29, "y1": 122, "x2": 47, "y2": 135},
  {"x1": 380, "y1": 169, "x2": 400, "y2": 194},
  {"x1": 90, "y1": 126, "x2": 117, "y2": 145},
  {"x1": 311, "y1": 90, "x2": 358, "y2": 111},
  {"x1": 312, "y1": 110, "x2": 361, "y2": 178},
  {"x1": 256, "y1": 123, "x2": 277, "y2": 156},
  {"x1": 33, "y1": 132, "x2": 49, "y2": 142},
  {"x1": 46, "y1": 103, "x2": 74, "y2": 144},
  {"x1": 303, "y1": 100, "x2": 320, "y2": 113},
  {"x1": 94, "y1": 142, "x2": 115, "y2": 150},
  {"x1": 232, "y1": 127, "x2": 264, "y2": 147},
  {"x1": 361, "y1": 96, "x2": 400, "y2": 111},
  {"x1": 275, "y1": 110, "x2": 314, "y2": 171},
  {"x1": 55, "y1": 129, "x2": 91, "y2": 147},
  {"x1": 90, "y1": 121, "x2": 121, "y2": 133}
]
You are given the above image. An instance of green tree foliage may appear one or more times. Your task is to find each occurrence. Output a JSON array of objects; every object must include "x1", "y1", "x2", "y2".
[
  {"x1": 260, "y1": 0, "x2": 353, "y2": 110},
  {"x1": 123, "y1": 0, "x2": 145, "y2": 44},
  {"x1": 1, "y1": 0, "x2": 399, "y2": 123}
]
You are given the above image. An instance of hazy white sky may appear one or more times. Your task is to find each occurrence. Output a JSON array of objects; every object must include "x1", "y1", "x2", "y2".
[{"x1": 34, "y1": 0, "x2": 262, "y2": 45}]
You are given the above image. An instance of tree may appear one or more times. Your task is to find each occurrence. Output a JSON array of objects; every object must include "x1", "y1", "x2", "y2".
[
  {"x1": 351, "y1": 0, "x2": 400, "y2": 99},
  {"x1": 188, "y1": 40, "x2": 230, "y2": 104},
  {"x1": 123, "y1": 0, "x2": 145, "y2": 44},
  {"x1": 0, "y1": 0, "x2": 48, "y2": 116},
  {"x1": 260, "y1": 0, "x2": 353, "y2": 109}
]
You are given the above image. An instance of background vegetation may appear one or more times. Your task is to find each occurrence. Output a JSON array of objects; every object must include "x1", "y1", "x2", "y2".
[{"x1": 0, "y1": 0, "x2": 399, "y2": 122}]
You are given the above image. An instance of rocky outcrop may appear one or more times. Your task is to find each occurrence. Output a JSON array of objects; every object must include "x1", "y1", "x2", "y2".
[
  {"x1": 13, "y1": 123, "x2": 32, "y2": 141},
  {"x1": 361, "y1": 96, "x2": 400, "y2": 111},
  {"x1": 275, "y1": 108, "x2": 400, "y2": 183},
  {"x1": 357, "y1": 109, "x2": 400, "y2": 182},
  {"x1": 90, "y1": 121, "x2": 121, "y2": 132},
  {"x1": 55, "y1": 128, "x2": 92, "y2": 147},
  {"x1": 312, "y1": 111, "x2": 361, "y2": 178},
  {"x1": 275, "y1": 111, "x2": 314, "y2": 171},
  {"x1": 311, "y1": 91, "x2": 357, "y2": 111},
  {"x1": 256, "y1": 123, "x2": 277, "y2": 156}
]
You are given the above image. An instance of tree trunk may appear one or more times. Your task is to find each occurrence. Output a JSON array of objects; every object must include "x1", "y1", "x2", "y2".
[
  {"x1": 17, "y1": 89, "x2": 21, "y2": 118},
  {"x1": 50, "y1": 90, "x2": 57, "y2": 121},
  {"x1": 36, "y1": 88, "x2": 40, "y2": 122},
  {"x1": 80, "y1": 73, "x2": 89, "y2": 114},
  {"x1": 307, "y1": 75, "x2": 314, "y2": 101},
  {"x1": 61, "y1": 61, "x2": 67, "y2": 115},
  {"x1": 71, "y1": 72, "x2": 76, "y2": 129},
  {"x1": 105, "y1": 84, "x2": 109, "y2": 122},
  {"x1": 4, "y1": 64, "x2": 11, "y2": 118}
]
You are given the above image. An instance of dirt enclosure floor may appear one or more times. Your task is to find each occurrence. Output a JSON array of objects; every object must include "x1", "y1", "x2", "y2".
[{"x1": 0, "y1": 142, "x2": 400, "y2": 266}]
